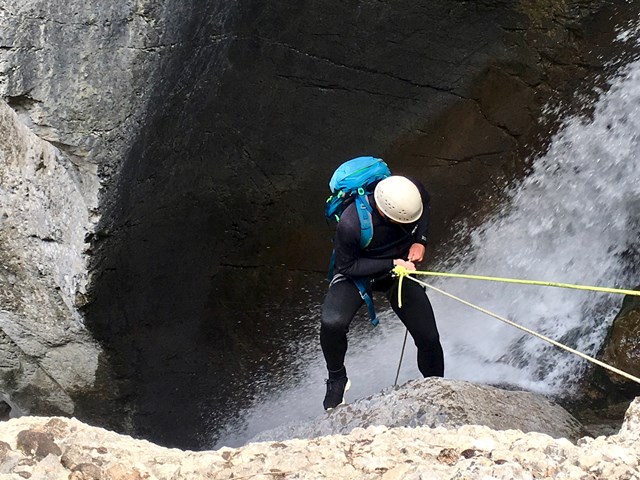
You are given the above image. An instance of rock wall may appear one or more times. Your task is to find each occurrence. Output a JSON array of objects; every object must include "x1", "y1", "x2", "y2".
[
  {"x1": 85, "y1": 0, "x2": 640, "y2": 449},
  {"x1": 0, "y1": 100, "x2": 100, "y2": 416},
  {"x1": 2, "y1": 0, "x2": 640, "y2": 451},
  {"x1": 0, "y1": 0, "x2": 240, "y2": 434},
  {"x1": 600, "y1": 288, "x2": 640, "y2": 392},
  {"x1": 568, "y1": 287, "x2": 640, "y2": 436}
]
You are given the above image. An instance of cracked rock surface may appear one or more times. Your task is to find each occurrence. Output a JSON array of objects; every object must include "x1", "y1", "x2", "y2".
[{"x1": 0, "y1": 380, "x2": 638, "y2": 479}]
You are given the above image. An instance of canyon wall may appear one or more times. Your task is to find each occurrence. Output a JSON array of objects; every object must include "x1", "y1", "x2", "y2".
[{"x1": 1, "y1": 0, "x2": 639, "y2": 449}]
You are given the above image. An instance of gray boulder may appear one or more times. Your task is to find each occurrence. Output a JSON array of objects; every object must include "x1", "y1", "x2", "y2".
[{"x1": 251, "y1": 377, "x2": 584, "y2": 443}]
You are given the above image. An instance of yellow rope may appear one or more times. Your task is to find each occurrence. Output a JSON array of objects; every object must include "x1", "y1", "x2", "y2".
[
  {"x1": 391, "y1": 266, "x2": 640, "y2": 385},
  {"x1": 393, "y1": 267, "x2": 640, "y2": 297}
]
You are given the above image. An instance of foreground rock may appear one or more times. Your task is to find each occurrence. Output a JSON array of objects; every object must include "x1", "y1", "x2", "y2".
[
  {"x1": 251, "y1": 378, "x2": 584, "y2": 443},
  {"x1": 0, "y1": 390, "x2": 639, "y2": 479}
]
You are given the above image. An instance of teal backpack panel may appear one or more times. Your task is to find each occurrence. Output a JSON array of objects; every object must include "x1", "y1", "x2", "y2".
[{"x1": 324, "y1": 156, "x2": 391, "y2": 246}]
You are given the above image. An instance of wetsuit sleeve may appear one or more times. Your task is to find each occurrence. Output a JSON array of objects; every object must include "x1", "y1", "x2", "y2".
[
  {"x1": 411, "y1": 180, "x2": 430, "y2": 246},
  {"x1": 333, "y1": 208, "x2": 395, "y2": 277}
]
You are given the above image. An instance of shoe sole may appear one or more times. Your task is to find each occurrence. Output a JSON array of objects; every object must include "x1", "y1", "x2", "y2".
[{"x1": 325, "y1": 379, "x2": 351, "y2": 412}]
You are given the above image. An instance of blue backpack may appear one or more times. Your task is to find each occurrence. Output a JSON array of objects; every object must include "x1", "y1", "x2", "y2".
[
  {"x1": 325, "y1": 156, "x2": 391, "y2": 326},
  {"x1": 325, "y1": 156, "x2": 391, "y2": 247}
]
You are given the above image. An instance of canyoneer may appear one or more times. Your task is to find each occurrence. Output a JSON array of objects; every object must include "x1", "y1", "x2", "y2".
[{"x1": 321, "y1": 157, "x2": 445, "y2": 410}]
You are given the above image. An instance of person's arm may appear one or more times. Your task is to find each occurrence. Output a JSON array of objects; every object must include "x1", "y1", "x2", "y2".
[
  {"x1": 333, "y1": 209, "x2": 394, "y2": 277},
  {"x1": 407, "y1": 179, "x2": 430, "y2": 263},
  {"x1": 412, "y1": 180, "x2": 430, "y2": 246}
]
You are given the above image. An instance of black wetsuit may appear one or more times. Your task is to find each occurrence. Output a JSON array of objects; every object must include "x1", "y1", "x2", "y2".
[{"x1": 320, "y1": 179, "x2": 445, "y2": 379}]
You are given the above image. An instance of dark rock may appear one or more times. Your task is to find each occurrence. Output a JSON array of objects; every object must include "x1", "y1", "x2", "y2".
[
  {"x1": 562, "y1": 287, "x2": 640, "y2": 437},
  {"x1": 83, "y1": 0, "x2": 640, "y2": 449},
  {"x1": 16, "y1": 429, "x2": 62, "y2": 460},
  {"x1": 437, "y1": 448, "x2": 459, "y2": 465},
  {"x1": 43, "y1": 418, "x2": 70, "y2": 439},
  {"x1": 0, "y1": 400, "x2": 11, "y2": 421},
  {"x1": 0, "y1": 439, "x2": 11, "y2": 462},
  {"x1": 600, "y1": 287, "x2": 640, "y2": 389}
]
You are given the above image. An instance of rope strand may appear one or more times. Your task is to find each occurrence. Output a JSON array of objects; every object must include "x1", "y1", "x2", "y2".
[
  {"x1": 392, "y1": 266, "x2": 640, "y2": 386},
  {"x1": 394, "y1": 329, "x2": 409, "y2": 386},
  {"x1": 395, "y1": 268, "x2": 640, "y2": 297}
]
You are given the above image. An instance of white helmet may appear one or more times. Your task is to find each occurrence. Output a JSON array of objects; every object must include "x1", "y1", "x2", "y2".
[{"x1": 374, "y1": 176, "x2": 423, "y2": 223}]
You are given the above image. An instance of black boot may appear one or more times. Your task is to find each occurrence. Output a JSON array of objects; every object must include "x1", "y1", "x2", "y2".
[{"x1": 323, "y1": 367, "x2": 350, "y2": 410}]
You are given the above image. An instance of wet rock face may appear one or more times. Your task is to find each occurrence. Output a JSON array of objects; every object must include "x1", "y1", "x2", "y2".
[
  {"x1": 566, "y1": 289, "x2": 640, "y2": 437},
  {"x1": 2, "y1": 0, "x2": 640, "y2": 450},
  {"x1": 601, "y1": 290, "x2": 640, "y2": 390},
  {"x1": 87, "y1": 1, "x2": 640, "y2": 449}
]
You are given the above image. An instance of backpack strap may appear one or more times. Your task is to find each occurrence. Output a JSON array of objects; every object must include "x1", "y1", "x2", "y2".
[
  {"x1": 352, "y1": 277, "x2": 378, "y2": 326},
  {"x1": 354, "y1": 190, "x2": 374, "y2": 248},
  {"x1": 327, "y1": 191, "x2": 374, "y2": 279}
]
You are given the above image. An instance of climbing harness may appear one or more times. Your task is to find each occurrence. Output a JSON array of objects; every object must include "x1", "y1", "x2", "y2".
[{"x1": 391, "y1": 265, "x2": 640, "y2": 386}]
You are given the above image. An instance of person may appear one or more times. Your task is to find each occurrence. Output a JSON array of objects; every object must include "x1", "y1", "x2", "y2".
[{"x1": 320, "y1": 175, "x2": 444, "y2": 410}]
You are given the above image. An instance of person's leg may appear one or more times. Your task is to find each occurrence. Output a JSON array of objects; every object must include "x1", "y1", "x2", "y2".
[
  {"x1": 320, "y1": 278, "x2": 363, "y2": 374},
  {"x1": 320, "y1": 278, "x2": 363, "y2": 408},
  {"x1": 387, "y1": 279, "x2": 444, "y2": 377}
]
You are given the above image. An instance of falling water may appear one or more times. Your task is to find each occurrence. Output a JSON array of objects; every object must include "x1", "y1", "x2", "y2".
[{"x1": 212, "y1": 45, "x2": 640, "y2": 449}]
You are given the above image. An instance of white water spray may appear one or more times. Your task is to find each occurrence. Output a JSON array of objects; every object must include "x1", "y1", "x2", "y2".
[
  {"x1": 440, "y1": 57, "x2": 640, "y2": 392},
  {"x1": 213, "y1": 54, "x2": 640, "y2": 449}
]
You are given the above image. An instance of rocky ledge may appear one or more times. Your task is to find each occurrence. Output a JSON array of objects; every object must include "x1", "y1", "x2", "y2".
[{"x1": 0, "y1": 378, "x2": 639, "y2": 479}]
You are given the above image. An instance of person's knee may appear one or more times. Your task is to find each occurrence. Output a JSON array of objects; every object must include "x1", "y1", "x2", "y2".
[{"x1": 321, "y1": 308, "x2": 350, "y2": 334}]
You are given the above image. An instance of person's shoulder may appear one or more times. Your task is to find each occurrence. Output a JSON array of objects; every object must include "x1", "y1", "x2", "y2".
[
  {"x1": 338, "y1": 201, "x2": 359, "y2": 227},
  {"x1": 336, "y1": 200, "x2": 368, "y2": 239}
]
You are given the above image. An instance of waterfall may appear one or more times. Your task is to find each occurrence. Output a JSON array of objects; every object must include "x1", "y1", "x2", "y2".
[
  {"x1": 211, "y1": 52, "x2": 640, "y2": 450},
  {"x1": 437, "y1": 57, "x2": 640, "y2": 392}
]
